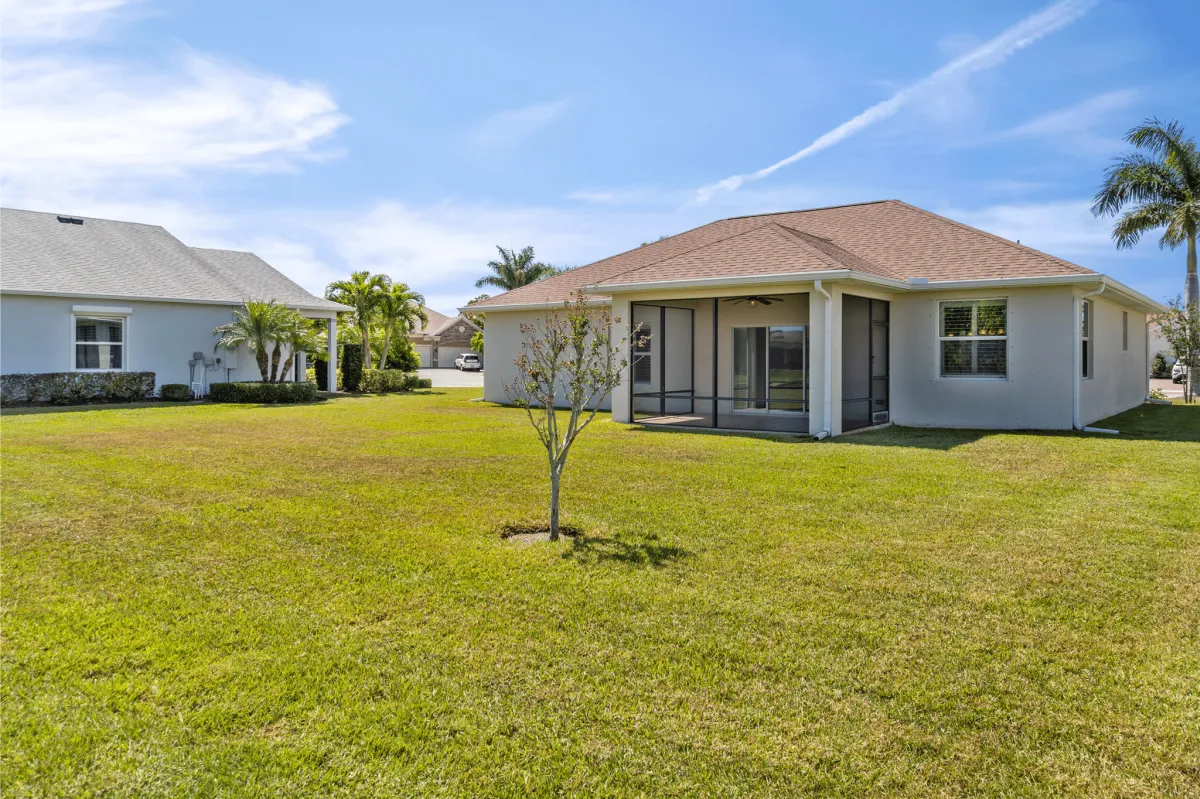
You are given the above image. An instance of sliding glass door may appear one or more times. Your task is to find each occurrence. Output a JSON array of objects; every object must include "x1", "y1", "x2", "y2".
[{"x1": 732, "y1": 326, "x2": 807, "y2": 412}]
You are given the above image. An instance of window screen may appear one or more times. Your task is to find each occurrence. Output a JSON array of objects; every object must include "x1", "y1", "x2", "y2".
[
  {"x1": 74, "y1": 315, "x2": 124, "y2": 370},
  {"x1": 939, "y1": 299, "x2": 1007, "y2": 377}
]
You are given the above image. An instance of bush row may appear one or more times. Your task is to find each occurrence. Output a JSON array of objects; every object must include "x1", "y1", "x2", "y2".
[
  {"x1": 208, "y1": 381, "x2": 318, "y2": 404},
  {"x1": 359, "y1": 369, "x2": 432, "y2": 393},
  {"x1": 0, "y1": 371, "x2": 157, "y2": 405},
  {"x1": 159, "y1": 384, "x2": 192, "y2": 401}
]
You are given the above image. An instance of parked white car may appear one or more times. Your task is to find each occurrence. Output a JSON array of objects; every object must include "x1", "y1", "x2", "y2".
[
  {"x1": 456, "y1": 353, "x2": 482, "y2": 371},
  {"x1": 1172, "y1": 360, "x2": 1188, "y2": 384}
]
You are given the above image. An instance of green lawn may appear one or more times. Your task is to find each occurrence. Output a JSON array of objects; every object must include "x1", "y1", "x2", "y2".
[{"x1": 3, "y1": 390, "x2": 1198, "y2": 797}]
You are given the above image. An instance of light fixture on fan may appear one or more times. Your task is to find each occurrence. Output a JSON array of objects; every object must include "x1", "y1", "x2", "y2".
[{"x1": 724, "y1": 295, "x2": 783, "y2": 307}]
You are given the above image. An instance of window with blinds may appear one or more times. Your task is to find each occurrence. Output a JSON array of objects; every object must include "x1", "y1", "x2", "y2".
[{"x1": 939, "y1": 299, "x2": 1007, "y2": 378}]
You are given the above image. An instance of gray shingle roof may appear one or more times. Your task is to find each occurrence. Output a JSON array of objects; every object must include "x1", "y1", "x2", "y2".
[{"x1": 0, "y1": 208, "x2": 347, "y2": 312}]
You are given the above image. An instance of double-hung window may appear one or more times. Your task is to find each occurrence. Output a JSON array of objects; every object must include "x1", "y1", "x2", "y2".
[
  {"x1": 74, "y1": 315, "x2": 125, "y2": 370},
  {"x1": 939, "y1": 299, "x2": 1007, "y2": 378},
  {"x1": 633, "y1": 324, "x2": 652, "y2": 384}
]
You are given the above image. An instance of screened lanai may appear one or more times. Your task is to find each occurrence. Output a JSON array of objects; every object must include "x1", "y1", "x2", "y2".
[{"x1": 629, "y1": 293, "x2": 810, "y2": 434}]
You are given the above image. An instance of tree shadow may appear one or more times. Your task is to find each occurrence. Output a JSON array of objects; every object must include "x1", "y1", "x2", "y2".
[{"x1": 561, "y1": 532, "x2": 691, "y2": 568}]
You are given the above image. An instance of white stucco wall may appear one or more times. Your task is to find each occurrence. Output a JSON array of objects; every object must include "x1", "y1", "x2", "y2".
[
  {"x1": 1078, "y1": 293, "x2": 1148, "y2": 426},
  {"x1": 482, "y1": 308, "x2": 614, "y2": 410},
  {"x1": 890, "y1": 285, "x2": 1076, "y2": 430},
  {"x1": 0, "y1": 294, "x2": 325, "y2": 391}
]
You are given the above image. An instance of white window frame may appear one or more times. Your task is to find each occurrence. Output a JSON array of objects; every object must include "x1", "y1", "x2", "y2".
[
  {"x1": 937, "y1": 298, "x2": 1008, "y2": 379},
  {"x1": 1081, "y1": 300, "x2": 1093, "y2": 379},
  {"x1": 71, "y1": 308, "x2": 130, "y2": 372}
]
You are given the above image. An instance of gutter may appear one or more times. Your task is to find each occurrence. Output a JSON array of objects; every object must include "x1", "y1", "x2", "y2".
[
  {"x1": 1, "y1": 288, "x2": 349, "y2": 314},
  {"x1": 1073, "y1": 283, "x2": 1119, "y2": 434},
  {"x1": 587, "y1": 269, "x2": 909, "y2": 294},
  {"x1": 812, "y1": 280, "x2": 833, "y2": 441}
]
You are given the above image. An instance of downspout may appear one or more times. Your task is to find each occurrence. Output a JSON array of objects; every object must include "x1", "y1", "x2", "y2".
[
  {"x1": 813, "y1": 280, "x2": 833, "y2": 440},
  {"x1": 1073, "y1": 283, "x2": 1119, "y2": 434}
]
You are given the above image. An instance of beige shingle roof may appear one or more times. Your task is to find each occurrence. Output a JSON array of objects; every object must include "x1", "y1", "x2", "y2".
[
  {"x1": 1, "y1": 208, "x2": 347, "y2": 312},
  {"x1": 467, "y1": 200, "x2": 1094, "y2": 308}
]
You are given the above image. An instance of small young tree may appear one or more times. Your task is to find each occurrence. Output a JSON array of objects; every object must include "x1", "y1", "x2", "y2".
[
  {"x1": 1154, "y1": 295, "x2": 1200, "y2": 403},
  {"x1": 470, "y1": 330, "x2": 484, "y2": 355},
  {"x1": 506, "y1": 290, "x2": 637, "y2": 541}
]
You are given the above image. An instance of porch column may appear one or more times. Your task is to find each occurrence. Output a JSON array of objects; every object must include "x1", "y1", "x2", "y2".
[
  {"x1": 296, "y1": 351, "x2": 306, "y2": 382},
  {"x1": 611, "y1": 296, "x2": 632, "y2": 422},
  {"x1": 327, "y1": 316, "x2": 338, "y2": 392}
]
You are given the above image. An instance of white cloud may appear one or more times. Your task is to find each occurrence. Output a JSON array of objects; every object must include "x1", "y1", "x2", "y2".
[
  {"x1": 0, "y1": 51, "x2": 348, "y2": 194},
  {"x1": 999, "y1": 89, "x2": 1137, "y2": 140},
  {"x1": 940, "y1": 200, "x2": 1115, "y2": 257},
  {"x1": 697, "y1": 0, "x2": 1096, "y2": 202},
  {"x1": 467, "y1": 98, "x2": 571, "y2": 147},
  {"x1": 0, "y1": 0, "x2": 145, "y2": 42}
]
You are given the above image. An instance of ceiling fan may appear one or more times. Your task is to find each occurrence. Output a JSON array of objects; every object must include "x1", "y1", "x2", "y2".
[{"x1": 723, "y1": 295, "x2": 783, "y2": 307}]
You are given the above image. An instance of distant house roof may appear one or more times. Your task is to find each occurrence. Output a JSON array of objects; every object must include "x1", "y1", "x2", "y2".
[
  {"x1": 409, "y1": 306, "x2": 480, "y2": 338},
  {"x1": 465, "y1": 199, "x2": 1103, "y2": 310},
  {"x1": 0, "y1": 208, "x2": 348, "y2": 312}
]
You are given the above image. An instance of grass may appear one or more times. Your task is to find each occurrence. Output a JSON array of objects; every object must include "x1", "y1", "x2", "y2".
[{"x1": 2, "y1": 389, "x2": 1198, "y2": 797}]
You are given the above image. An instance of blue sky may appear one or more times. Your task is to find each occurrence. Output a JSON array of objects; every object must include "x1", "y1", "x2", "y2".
[{"x1": 2, "y1": 0, "x2": 1196, "y2": 313}]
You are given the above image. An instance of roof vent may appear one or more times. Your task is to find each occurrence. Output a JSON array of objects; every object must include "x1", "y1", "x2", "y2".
[{"x1": 56, "y1": 215, "x2": 84, "y2": 225}]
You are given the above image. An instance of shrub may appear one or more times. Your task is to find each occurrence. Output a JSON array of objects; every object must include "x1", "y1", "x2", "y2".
[
  {"x1": 385, "y1": 339, "x2": 422, "y2": 372},
  {"x1": 208, "y1": 381, "x2": 318, "y2": 404},
  {"x1": 0, "y1": 372, "x2": 156, "y2": 405},
  {"x1": 360, "y1": 369, "x2": 415, "y2": 393},
  {"x1": 341, "y1": 343, "x2": 363, "y2": 392},
  {"x1": 413, "y1": 377, "x2": 433, "y2": 389},
  {"x1": 160, "y1": 384, "x2": 192, "y2": 402},
  {"x1": 1150, "y1": 352, "x2": 1169, "y2": 379},
  {"x1": 314, "y1": 358, "x2": 329, "y2": 391}
]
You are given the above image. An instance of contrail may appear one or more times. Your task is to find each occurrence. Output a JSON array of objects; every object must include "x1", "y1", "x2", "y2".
[{"x1": 696, "y1": 0, "x2": 1096, "y2": 202}]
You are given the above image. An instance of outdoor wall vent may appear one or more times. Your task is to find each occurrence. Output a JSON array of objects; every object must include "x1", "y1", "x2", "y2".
[
  {"x1": 56, "y1": 216, "x2": 84, "y2": 225},
  {"x1": 908, "y1": 276, "x2": 929, "y2": 285}
]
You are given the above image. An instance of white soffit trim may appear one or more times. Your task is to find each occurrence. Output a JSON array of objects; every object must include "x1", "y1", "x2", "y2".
[
  {"x1": 589, "y1": 269, "x2": 910, "y2": 293},
  {"x1": 907, "y1": 274, "x2": 1164, "y2": 312},
  {"x1": 72, "y1": 304, "x2": 133, "y2": 314}
]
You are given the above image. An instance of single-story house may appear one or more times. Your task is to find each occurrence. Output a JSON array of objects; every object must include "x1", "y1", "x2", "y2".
[
  {"x1": 464, "y1": 200, "x2": 1165, "y2": 437},
  {"x1": 407, "y1": 307, "x2": 482, "y2": 368},
  {"x1": 0, "y1": 208, "x2": 349, "y2": 394}
]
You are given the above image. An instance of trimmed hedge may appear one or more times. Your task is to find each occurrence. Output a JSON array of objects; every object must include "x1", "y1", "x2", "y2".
[
  {"x1": 160, "y1": 384, "x2": 192, "y2": 402},
  {"x1": 341, "y1": 343, "x2": 363, "y2": 392},
  {"x1": 0, "y1": 371, "x2": 156, "y2": 405},
  {"x1": 359, "y1": 370, "x2": 434, "y2": 393},
  {"x1": 361, "y1": 369, "x2": 414, "y2": 392},
  {"x1": 208, "y1": 381, "x2": 318, "y2": 404}
]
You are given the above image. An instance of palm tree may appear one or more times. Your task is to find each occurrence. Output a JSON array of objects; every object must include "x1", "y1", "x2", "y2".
[
  {"x1": 325, "y1": 271, "x2": 391, "y2": 358},
  {"x1": 213, "y1": 300, "x2": 291, "y2": 382},
  {"x1": 376, "y1": 283, "x2": 428, "y2": 369},
  {"x1": 1092, "y1": 118, "x2": 1200, "y2": 307},
  {"x1": 475, "y1": 246, "x2": 556, "y2": 291},
  {"x1": 275, "y1": 312, "x2": 324, "y2": 382}
]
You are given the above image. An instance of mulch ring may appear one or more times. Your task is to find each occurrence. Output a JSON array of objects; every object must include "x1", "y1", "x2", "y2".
[{"x1": 500, "y1": 523, "x2": 584, "y2": 545}]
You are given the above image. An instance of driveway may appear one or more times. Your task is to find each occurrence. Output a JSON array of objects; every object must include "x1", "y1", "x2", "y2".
[
  {"x1": 1150, "y1": 377, "x2": 1185, "y2": 398},
  {"x1": 418, "y1": 367, "x2": 484, "y2": 388}
]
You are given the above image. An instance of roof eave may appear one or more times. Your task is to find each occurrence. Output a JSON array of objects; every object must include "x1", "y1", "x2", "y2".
[{"x1": 0, "y1": 288, "x2": 351, "y2": 314}]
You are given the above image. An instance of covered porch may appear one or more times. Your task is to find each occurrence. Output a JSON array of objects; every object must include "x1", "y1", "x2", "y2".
[{"x1": 610, "y1": 283, "x2": 891, "y2": 437}]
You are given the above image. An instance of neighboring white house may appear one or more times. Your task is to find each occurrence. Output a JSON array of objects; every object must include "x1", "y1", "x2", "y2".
[
  {"x1": 0, "y1": 208, "x2": 349, "y2": 394},
  {"x1": 407, "y1": 307, "x2": 482, "y2": 368},
  {"x1": 466, "y1": 200, "x2": 1165, "y2": 436}
]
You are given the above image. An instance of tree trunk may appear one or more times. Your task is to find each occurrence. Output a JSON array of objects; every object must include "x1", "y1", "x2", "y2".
[
  {"x1": 255, "y1": 347, "x2": 270, "y2": 382},
  {"x1": 361, "y1": 327, "x2": 372, "y2": 369},
  {"x1": 379, "y1": 326, "x2": 392, "y2": 369},
  {"x1": 1186, "y1": 233, "x2": 1198, "y2": 310},
  {"x1": 549, "y1": 467, "x2": 561, "y2": 542},
  {"x1": 269, "y1": 342, "x2": 282, "y2": 383},
  {"x1": 279, "y1": 353, "x2": 296, "y2": 383}
]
